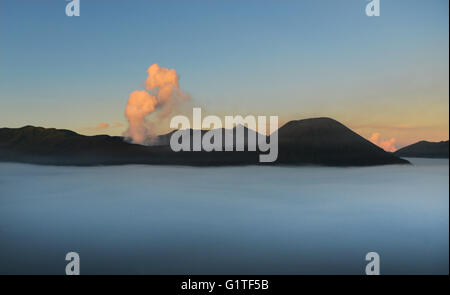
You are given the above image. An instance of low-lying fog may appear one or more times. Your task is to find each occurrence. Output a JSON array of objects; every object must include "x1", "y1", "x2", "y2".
[{"x1": 0, "y1": 158, "x2": 448, "y2": 274}]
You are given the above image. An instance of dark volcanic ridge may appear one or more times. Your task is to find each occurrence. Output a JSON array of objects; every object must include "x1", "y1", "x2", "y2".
[
  {"x1": 394, "y1": 140, "x2": 449, "y2": 159},
  {"x1": 0, "y1": 118, "x2": 409, "y2": 166}
]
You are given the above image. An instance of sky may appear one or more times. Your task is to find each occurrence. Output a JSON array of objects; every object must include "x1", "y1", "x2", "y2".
[{"x1": 0, "y1": 0, "x2": 448, "y2": 149}]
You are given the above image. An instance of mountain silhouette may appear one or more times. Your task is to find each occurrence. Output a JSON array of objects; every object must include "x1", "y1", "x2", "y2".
[
  {"x1": 0, "y1": 118, "x2": 409, "y2": 166},
  {"x1": 394, "y1": 140, "x2": 449, "y2": 158},
  {"x1": 276, "y1": 118, "x2": 408, "y2": 165}
]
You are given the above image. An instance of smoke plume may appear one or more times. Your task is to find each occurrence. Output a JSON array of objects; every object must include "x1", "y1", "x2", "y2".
[
  {"x1": 124, "y1": 64, "x2": 189, "y2": 144},
  {"x1": 369, "y1": 132, "x2": 397, "y2": 152}
]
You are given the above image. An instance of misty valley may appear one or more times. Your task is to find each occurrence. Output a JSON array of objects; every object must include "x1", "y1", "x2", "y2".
[{"x1": 0, "y1": 158, "x2": 447, "y2": 274}]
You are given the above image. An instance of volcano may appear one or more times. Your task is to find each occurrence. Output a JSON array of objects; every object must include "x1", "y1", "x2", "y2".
[
  {"x1": 0, "y1": 118, "x2": 409, "y2": 166},
  {"x1": 394, "y1": 140, "x2": 449, "y2": 158}
]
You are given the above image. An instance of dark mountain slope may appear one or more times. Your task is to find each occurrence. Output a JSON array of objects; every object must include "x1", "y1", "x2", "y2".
[
  {"x1": 276, "y1": 118, "x2": 409, "y2": 165},
  {"x1": 0, "y1": 118, "x2": 409, "y2": 166},
  {"x1": 394, "y1": 140, "x2": 449, "y2": 158},
  {"x1": 0, "y1": 126, "x2": 258, "y2": 166}
]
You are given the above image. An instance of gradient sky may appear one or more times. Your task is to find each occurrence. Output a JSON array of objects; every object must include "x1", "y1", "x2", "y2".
[{"x1": 0, "y1": 0, "x2": 448, "y2": 148}]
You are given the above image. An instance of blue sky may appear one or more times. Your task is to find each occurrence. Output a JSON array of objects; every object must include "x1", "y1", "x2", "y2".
[{"x1": 0, "y1": 0, "x2": 448, "y2": 147}]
